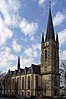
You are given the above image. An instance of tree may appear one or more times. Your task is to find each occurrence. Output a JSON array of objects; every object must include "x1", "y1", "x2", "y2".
[
  {"x1": 0, "y1": 71, "x2": 6, "y2": 94},
  {"x1": 60, "y1": 60, "x2": 66, "y2": 94},
  {"x1": 41, "y1": 76, "x2": 51, "y2": 96}
]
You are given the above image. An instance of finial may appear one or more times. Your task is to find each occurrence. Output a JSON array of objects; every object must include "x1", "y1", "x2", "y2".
[
  {"x1": 56, "y1": 33, "x2": 59, "y2": 43},
  {"x1": 17, "y1": 56, "x2": 20, "y2": 70},
  {"x1": 42, "y1": 32, "x2": 44, "y2": 43},
  {"x1": 49, "y1": 0, "x2": 51, "y2": 9}
]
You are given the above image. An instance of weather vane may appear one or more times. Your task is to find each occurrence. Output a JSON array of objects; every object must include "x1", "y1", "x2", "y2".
[{"x1": 49, "y1": 0, "x2": 51, "y2": 9}]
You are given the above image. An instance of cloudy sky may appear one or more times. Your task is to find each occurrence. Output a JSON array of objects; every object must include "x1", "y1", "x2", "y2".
[{"x1": 0, "y1": 0, "x2": 66, "y2": 72}]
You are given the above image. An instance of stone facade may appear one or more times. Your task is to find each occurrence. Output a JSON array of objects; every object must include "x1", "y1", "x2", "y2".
[
  {"x1": 5, "y1": 69, "x2": 41, "y2": 97},
  {"x1": 4, "y1": 7, "x2": 60, "y2": 97},
  {"x1": 41, "y1": 39, "x2": 60, "y2": 96}
]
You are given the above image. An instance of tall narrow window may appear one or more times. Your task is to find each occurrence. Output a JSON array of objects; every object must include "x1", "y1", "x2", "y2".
[
  {"x1": 22, "y1": 77, "x2": 24, "y2": 90},
  {"x1": 28, "y1": 76, "x2": 30, "y2": 89},
  {"x1": 45, "y1": 50, "x2": 47, "y2": 59},
  {"x1": 12, "y1": 79, "x2": 15, "y2": 90},
  {"x1": 45, "y1": 66, "x2": 47, "y2": 72},
  {"x1": 36, "y1": 76, "x2": 38, "y2": 87},
  {"x1": 16, "y1": 78, "x2": 19, "y2": 94}
]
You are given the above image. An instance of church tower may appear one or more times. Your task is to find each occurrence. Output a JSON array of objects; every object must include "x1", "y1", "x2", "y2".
[{"x1": 41, "y1": 5, "x2": 60, "y2": 97}]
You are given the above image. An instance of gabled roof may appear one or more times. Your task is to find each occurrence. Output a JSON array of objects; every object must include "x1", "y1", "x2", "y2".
[
  {"x1": 18, "y1": 68, "x2": 24, "y2": 74},
  {"x1": 32, "y1": 64, "x2": 40, "y2": 74},
  {"x1": 27, "y1": 64, "x2": 40, "y2": 74},
  {"x1": 22, "y1": 67, "x2": 29, "y2": 74},
  {"x1": 45, "y1": 8, "x2": 55, "y2": 42},
  {"x1": 15, "y1": 70, "x2": 18, "y2": 75},
  {"x1": 9, "y1": 64, "x2": 40, "y2": 75},
  {"x1": 10, "y1": 71, "x2": 14, "y2": 75}
]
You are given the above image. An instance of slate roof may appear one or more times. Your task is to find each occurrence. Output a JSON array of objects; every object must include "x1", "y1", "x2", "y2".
[
  {"x1": 31, "y1": 64, "x2": 40, "y2": 74},
  {"x1": 8, "y1": 64, "x2": 40, "y2": 76},
  {"x1": 22, "y1": 67, "x2": 29, "y2": 74},
  {"x1": 45, "y1": 8, "x2": 55, "y2": 42}
]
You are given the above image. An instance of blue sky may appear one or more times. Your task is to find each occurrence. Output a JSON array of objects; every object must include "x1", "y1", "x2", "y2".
[{"x1": 0, "y1": 0, "x2": 66, "y2": 72}]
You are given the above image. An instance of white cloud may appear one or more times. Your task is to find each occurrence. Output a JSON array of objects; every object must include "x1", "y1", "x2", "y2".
[
  {"x1": 53, "y1": 12, "x2": 66, "y2": 27},
  {"x1": 32, "y1": 43, "x2": 41, "y2": 50},
  {"x1": 58, "y1": 29, "x2": 66, "y2": 47},
  {"x1": 24, "y1": 48, "x2": 33, "y2": 57},
  {"x1": 24, "y1": 48, "x2": 38, "y2": 57},
  {"x1": 20, "y1": 57, "x2": 34, "y2": 68},
  {"x1": 60, "y1": 50, "x2": 66, "y2": 60},
  {"x1": 0, "y1": 16, "x2": 13, "y2": 45},
  {"x1": 19, "y1": 18, "x2": 38, "y2": 36},
  {"x1": 7, "y1": 65, "x2": 17, "y2": 72},
  {"x1": 0, "y1": 0, "x2": 21, "y2": 72},
  {"x1": 38, "y1": 0, "x2": 46, "y2": 6},
  {"x1": 7, "y1": 0, "x2": 20, "y2": 13},
  {"x1": 51, "y1": 0, "x2": 57, "y2": 8},
  {"x1": 0, "y1": 47, "x2": 17, "y2": 72},
  {"x1": 20, "y1": 51, "x2": 40, "y2": 68},
  {"x1": 0, "y1": 0, "x2": 20, "y2": 27},
  {"x1": 0, "y1": 0, "x2": 21, "y2": 46},
  {"x1": 0, "y1": 47, "x2": 16, "y2": 62},
  {"x1": 24, "y1": 43, "x2": 41, "y2": 58},
  {"x1": 12, "y1": 40, "x2": 22, "y2": 52},
  {"x1": 30, "y1": 36, "x2": 34, "y2": 40}
]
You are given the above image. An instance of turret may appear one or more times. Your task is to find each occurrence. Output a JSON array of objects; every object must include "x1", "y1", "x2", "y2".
[
  {"x1": 41, "y1": 32, "x2": 44, "y2": 43},
  {"x1": 17, "y1": 56, "x2": 20, "y2": 70}
]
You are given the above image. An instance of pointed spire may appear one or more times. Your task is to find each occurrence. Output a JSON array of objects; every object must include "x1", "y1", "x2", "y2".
[
  {"x1": 42, "y1": 32, "x2": 44, "y2": 43},
  {"x1": 45, "y1": 1, "x2": 55, "y2": 42},
  {"x1": 17, "y1": 56, "x2": 20, "y2": 70},
  {"x1": 8, "y1": 69, "x2": 10, "y2": 75},
  {"x1": 56, "y1": 33, "x2": 59, "y2": 43}
]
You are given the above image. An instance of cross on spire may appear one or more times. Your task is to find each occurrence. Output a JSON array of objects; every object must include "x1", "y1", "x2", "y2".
[{"x1": 49, "y1": 0, "x2": 51, "y2": 9}]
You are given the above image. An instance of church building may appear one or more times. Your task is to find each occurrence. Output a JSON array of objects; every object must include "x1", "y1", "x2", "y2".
[{"x1": 4, "y1": 5, "x2": 60, "y2": 97}]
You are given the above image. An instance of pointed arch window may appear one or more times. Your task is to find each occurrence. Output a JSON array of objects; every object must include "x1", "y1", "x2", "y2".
[
  {"x1": 45, "y1": 50, "x2": 47, "y2": 59},
  {"x1": 36, "y1": 76, "x2": 38, "y2": 87},
  {"x1": 22, "y1": 77, "x2": 24, "y2": 90},
  {"x1": 28, "y1": 76, "x2": 30, "y2": 89}
]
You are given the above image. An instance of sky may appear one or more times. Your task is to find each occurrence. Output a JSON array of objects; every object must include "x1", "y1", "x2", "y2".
[{"x1": 0, "y1": 0, "x2": 66, "y2": 73}]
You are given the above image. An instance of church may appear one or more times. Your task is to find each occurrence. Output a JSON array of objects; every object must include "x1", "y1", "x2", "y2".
[{"x1": 5, "y1": 5, "x2": 60, "y2": 97}]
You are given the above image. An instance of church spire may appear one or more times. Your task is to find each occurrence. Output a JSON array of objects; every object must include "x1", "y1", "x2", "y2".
[
  {"x1": 45, "y1": 1, "x2": 55, "y2": 42},
  {"x1": 17, "y1": 56, "x2": 20, "y2": 70},
  {"x1": 41, "y1": 32, "x2": 44, "y2": 43}
]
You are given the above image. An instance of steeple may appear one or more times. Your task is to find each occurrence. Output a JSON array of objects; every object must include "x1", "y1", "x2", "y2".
[
  {"x1": 41, "y1": 32, "x2": 44, "y2": 43},
  {"x1": 17, "y1": 56, "x2": 20, "y2": 70},
  {"x1": 45, "y1": 1, "x2": 55, "y2": 42}
]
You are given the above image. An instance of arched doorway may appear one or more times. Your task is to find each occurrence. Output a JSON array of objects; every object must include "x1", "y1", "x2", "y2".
[{"x1": 35, "y1": 86, "x2": 43, "y2": 97}]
